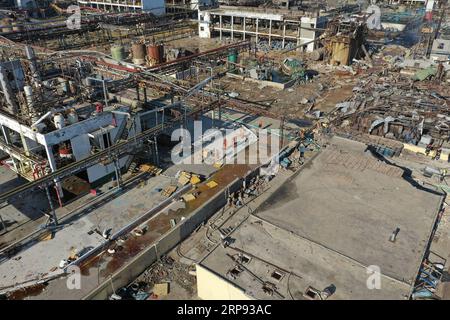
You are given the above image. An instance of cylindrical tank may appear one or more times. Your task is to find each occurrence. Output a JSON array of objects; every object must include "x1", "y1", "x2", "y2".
[
  {"x1": 147, "y1": 44, "x2": 163, "y2": 66},
  {"x1": 23, "y1": 85, "x2": 40, "y2": 123},
  {"x1": 228, "y1": 49, "x2": 238, "y2": 64},
  {"x1": 53, "y1": 113, "x2": 65, "y2": 129},
  {"x1": 131, "y1": 42, "x2": 146, "y2": 65},
  {"x1": 66, "y1": 109, "x2": 78, "y2": 125},
  {"x1": 310, "y1": 47, "x2": 325, "y2": 61},
  {"x1": 111, "y1": 45, "x2": 126, "y2": 61}
]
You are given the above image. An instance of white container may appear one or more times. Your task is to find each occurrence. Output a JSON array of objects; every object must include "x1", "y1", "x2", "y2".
[{"x1": 53, "y1": 113, "x2": 65, "y2": 129}]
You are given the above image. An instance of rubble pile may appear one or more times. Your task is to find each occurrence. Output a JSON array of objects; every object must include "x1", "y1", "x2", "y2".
[
  {"x1": 134, "y1": 255, "x2": 196, "y2": 296},
  {"x1": 330, "y1": 67, "x2": 450, "y2": 147}
]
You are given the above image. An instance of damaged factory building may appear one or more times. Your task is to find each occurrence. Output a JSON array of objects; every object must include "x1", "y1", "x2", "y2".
[{"x1": 0, "y1": 0, "x2": 450, "y2": 303}]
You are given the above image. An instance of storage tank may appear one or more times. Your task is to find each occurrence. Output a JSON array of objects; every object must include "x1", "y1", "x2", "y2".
[
  {"x1": 131, "y1": 42, "x2": 146, "y2": 65},
  {"x1": 53, "y1": 113, "x2": 65, "y2": 129},
  {"x1": 66, "y1": 109, "x2": 78, "y2": 125},
  {"x1": 228, "y1": 49, "x2": 238, "y2": 64},
  {"x1": 111, "y1": 45, "x2": 126, "y2": 61},
  {"x1": 147, "y1": 44, "x2": 164, "y2": 66}
]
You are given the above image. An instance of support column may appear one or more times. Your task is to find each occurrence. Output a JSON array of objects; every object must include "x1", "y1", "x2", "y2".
[
  {"x1": 113, "y1": 157, "x2": 122, "y2": 189},
  {"x1": 256, "y1": 18, "x2": 259, "y2": 44},
  {"x1": 269, "y1": 19, "x2": 272, "y2": 47},
  {"x1": 44, "y1": 143, "x2": 64, "y2": 199},
  {"x1": 154, "y1": 136, "x2": 159, "y2": 166},
  {"x1": 243, "y1": 17, "x2": 246, "y2": 40},
  {"x1": 45, "y1": 185, "x2": 58, "y2": 226},
  {"x1": 19, "y1": 130, "x2": 30, "y2": 157},
  {"x1": 1, "y1": 125, "x2": 19, "y2": 172},
  {"x1": 231, "y1": 16, "x2": 234, "y2": 41},
  {"x1": 297, "y1": 23, "x2": 302, "y2": 52},
  {"x1": 219, "y1": 15, "x2": 223, "y2": 41},
  {"x1": 282, "y1": 23, "x2": 286, "y2": 48}
]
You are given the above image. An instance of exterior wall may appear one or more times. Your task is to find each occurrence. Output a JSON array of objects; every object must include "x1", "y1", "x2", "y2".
[
  {"x1": 69, "y1": 111, "x2": 139, "y2": 183},
  {"x1": 142, "y1": 0, "x2": 165, "y2": 15},
  {"x1": 198, "y1": 8, "x2": 322, "y2": 52},
  {"x1": 299, "y1": 16, "x2": 320, "y2": 52},
  {"x1": 77, "y1": 0, "x2": 166, "y2": 15},
  {"x1": 199, "y1": 11, "x2": 211, "y2": 38},
  {"x1": 196, "y1": 264, "x2": 252, "y2": 300}
]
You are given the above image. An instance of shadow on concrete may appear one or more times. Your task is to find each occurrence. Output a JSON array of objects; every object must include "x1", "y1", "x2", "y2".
[
  {"x1": 0, "y1": 174, "x2": 50, "y2": 222},
  {"x1": 365, "y1": 146, "x2": 443, "y2": 196}
]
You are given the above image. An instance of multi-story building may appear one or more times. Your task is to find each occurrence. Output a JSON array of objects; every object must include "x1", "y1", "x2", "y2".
[
  {"x1": 77, "y1": 0, "x2": 166, "y2": 15},
  {"x1": 198, "y1": 5, "x2": 327, "y2": 52}
]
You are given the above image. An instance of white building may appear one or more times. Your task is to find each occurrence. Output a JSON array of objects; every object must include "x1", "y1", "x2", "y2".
[
  {"x1": 198, "y1": 6, "x2": 327, "y2": 52},
  {"x1": 77, "y1": 0, "x2": 166, "y2": 15}
]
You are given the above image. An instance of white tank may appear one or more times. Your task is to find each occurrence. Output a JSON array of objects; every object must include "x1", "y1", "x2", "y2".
[
  {"x1": 53, "y1": 113, "x2": 65, "y2": 129},
  {"x1": 66, "y1": 110, "x2": 78, "y2": 125}
]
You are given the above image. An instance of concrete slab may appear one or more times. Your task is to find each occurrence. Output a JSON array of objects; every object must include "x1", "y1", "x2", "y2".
[
  {"x1": 0, "y1": 165, "x2": 49, "y2": 232},
  {"x1": 0, "y1": 174, "x2": 175, "y2": 291},
  {"x1": 199, "y1": 136, "x2": 443, "y2": 300},
  {"x1": 200, "y1": 215, "x2": 411, "y2": 300},
  {"x1": 254, "y1": 136, "x2": 442, "y2": 285}
]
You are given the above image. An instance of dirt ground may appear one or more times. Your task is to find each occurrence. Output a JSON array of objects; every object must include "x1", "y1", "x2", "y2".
[{"x1": 166, "y1": 36, "x2": 358, "y2": 120}]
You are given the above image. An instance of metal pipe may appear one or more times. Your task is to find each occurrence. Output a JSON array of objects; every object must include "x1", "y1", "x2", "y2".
[
  {"x1": 45, "y1": 185, "x2": 58, "y2": 226},
  {"x1": 32, "y1": 111, "x2": 52, "y2": 128},
  {"x1": 0, "y1": 65, "x2": 18, "y2": 114}
]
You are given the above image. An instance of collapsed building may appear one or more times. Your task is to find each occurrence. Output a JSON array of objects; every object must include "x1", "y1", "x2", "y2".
[{"x1": 198, "y1": 4, "x2": 328, "y2": 51}]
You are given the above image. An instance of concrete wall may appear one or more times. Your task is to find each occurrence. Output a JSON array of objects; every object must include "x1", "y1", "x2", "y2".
[
  {"x1": 226, "y1": 72, "x2": 296, "y2": 90},
  {"x1": 83, "y1": 175, "x2": 249, "y2": 299},
  {"x1": 196, "y1": 264, "x2": 252, "y2": 300}
]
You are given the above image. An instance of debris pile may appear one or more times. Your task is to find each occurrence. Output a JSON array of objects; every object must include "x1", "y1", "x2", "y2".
[
  {"x1": 133, "y1": 255, "x2": 197, "y2": 298},
  {"x1": 330, "y1": 69, "x2": 450, "y2": 149}
]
